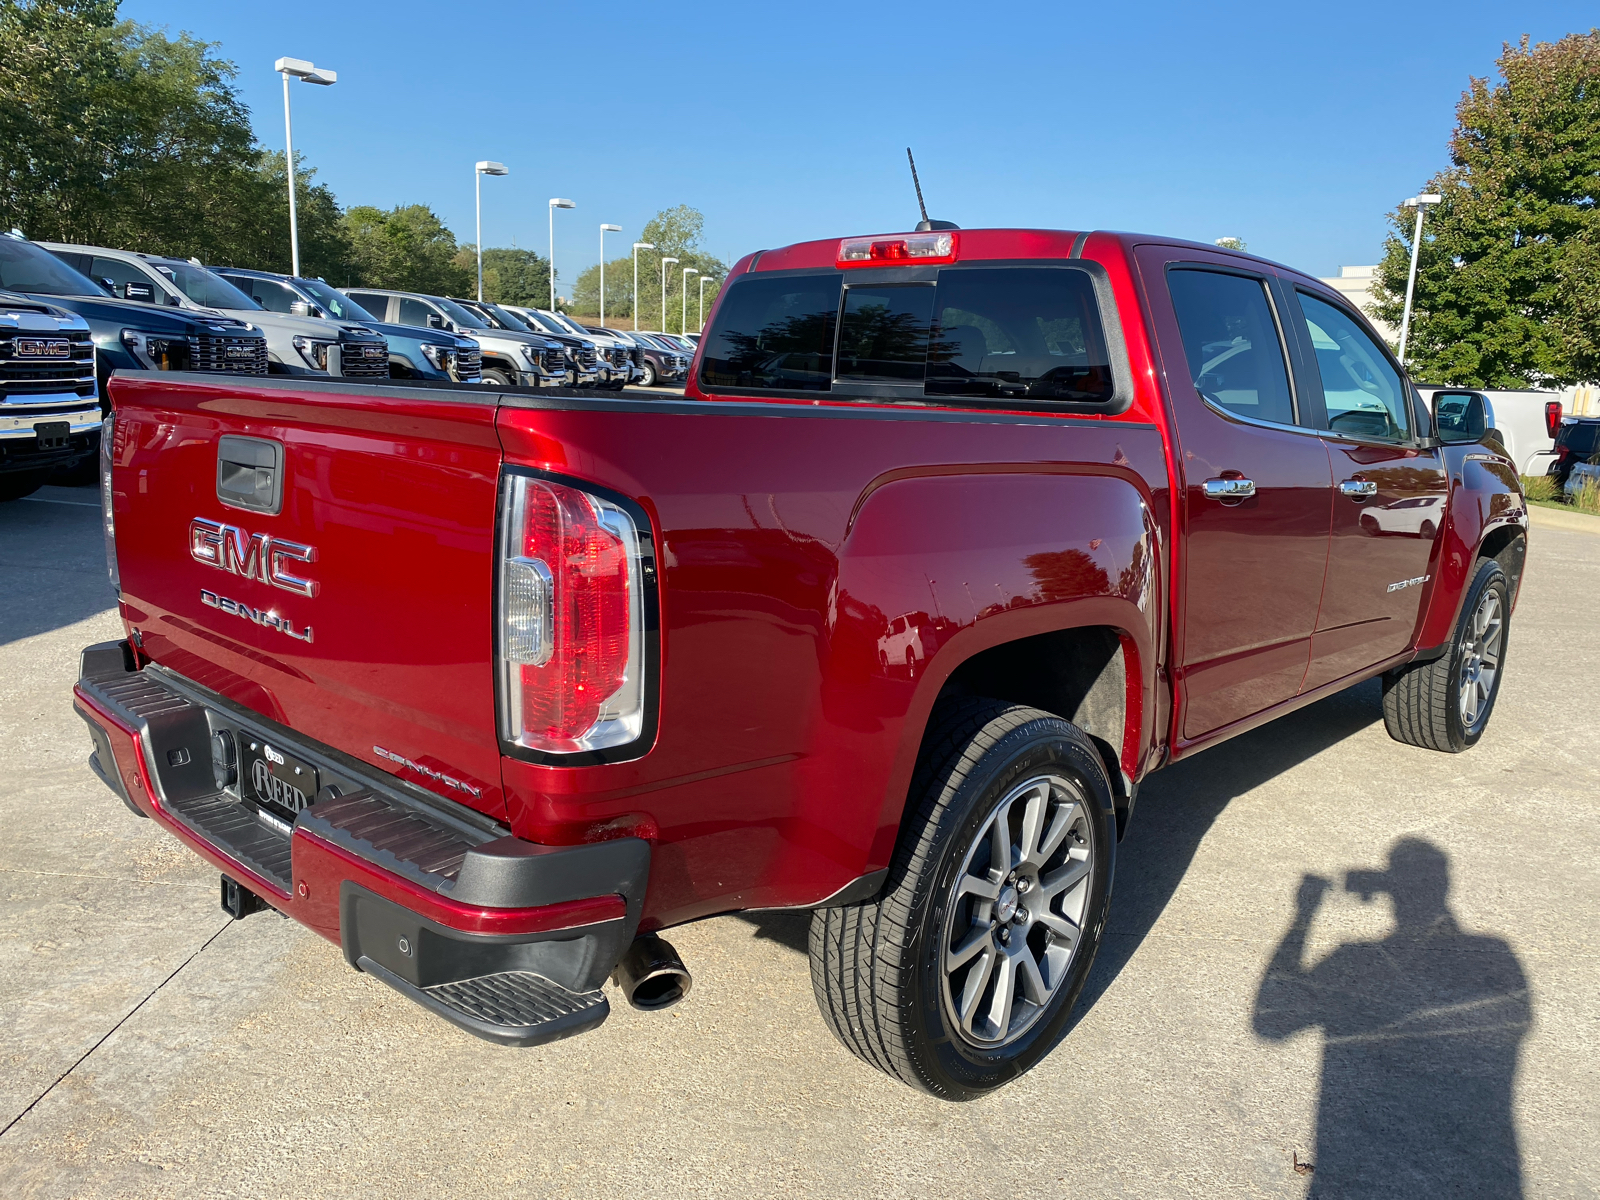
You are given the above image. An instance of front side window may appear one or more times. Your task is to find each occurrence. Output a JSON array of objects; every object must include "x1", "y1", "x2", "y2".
[
  {"x1": 298, "y1": 279, "x2": 374, "y2": 322},
  {"x1": 1167, "y1": 269, "x2": 1295, "y2": 425},
  {"x1": 700, "y1": 274, "x2": 841, "y2": 392},
  {"x1": 1296, "y1": 292, "x2": 1409, "y2": 441}
]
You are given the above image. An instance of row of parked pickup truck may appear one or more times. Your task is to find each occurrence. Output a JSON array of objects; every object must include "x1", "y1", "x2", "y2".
[{"x1": 0, "y1": 231, "x2": 696, "y2": 498}]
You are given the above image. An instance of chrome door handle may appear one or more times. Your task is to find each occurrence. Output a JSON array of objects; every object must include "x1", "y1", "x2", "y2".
[
  {"x1": 1203, "y1": 477, "x2": 1257, "y2": 500},
  {"x1": 1339, "y1": 479, "x2": 1378, "y2": 500}
]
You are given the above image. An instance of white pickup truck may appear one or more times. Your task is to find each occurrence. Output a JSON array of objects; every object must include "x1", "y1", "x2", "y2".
[{"x1": 1418, "y1": 386, "x2": 1564, "y2": 477}]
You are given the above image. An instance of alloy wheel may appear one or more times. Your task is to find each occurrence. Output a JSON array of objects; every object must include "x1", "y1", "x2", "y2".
[
  {"x1": 1459, "y1": 588, "x2": 1503, "y2": 732},
  {"x1": 940, "y1": 773, "x2": 1096, "y2": 1048}
]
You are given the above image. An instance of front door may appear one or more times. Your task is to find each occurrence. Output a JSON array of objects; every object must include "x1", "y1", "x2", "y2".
[
  {"x1": 1137, "y1": 249, "x2": 1334, "y2": 742},
  {"x1": 1285, "y1": 289, "x2": 1448, "y2": 689}
]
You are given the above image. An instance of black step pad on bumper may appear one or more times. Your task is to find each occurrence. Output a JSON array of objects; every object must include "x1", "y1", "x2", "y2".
[{"x1": 358, "y1": 957, "x2": 609, "y2": 1047}]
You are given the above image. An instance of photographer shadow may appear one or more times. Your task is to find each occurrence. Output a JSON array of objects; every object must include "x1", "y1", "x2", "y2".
[{"x1": 1254, "y1": 838, "x2": 1530, "y2": 1197}]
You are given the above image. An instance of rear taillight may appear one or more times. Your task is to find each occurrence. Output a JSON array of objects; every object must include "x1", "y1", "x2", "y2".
[
  {"x1": 497, "y1": 472, "x2": 650, "y2": 756},
  {"x1": 100, "y1": 412, "x2": 119, "y2": 593},
  {"x1": 1545, "y1": 400, "x2": 1564, "y2": 439},
  {"x1": 838, "y1": 232, "x2": 957, "y2": 266}
]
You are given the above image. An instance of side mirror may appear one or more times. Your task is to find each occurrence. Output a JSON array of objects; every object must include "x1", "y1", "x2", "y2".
[
  {"x1": 1433, "y1": 390, "x2": 1488, "y2": 444},
  {"x1": 289, "y1": 300, "x2": 311, "y2": 317},
  {"x1": 426, "y1": 313, "x2": 447, "y2": 330},
  {"x1": 122, "y1": 281, "x2": 156, "y2": 303}
]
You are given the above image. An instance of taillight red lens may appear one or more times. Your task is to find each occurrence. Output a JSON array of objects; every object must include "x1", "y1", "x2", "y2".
[
  {"x1": 837, "y1": 232, "x2": 957, "y2": 266},
  {"x1": 1545, "y1": 400, "x2": 1563, "y2": 439},
  {"x1": 499, "y1": 474, "x2": 646, "y2": 754}
]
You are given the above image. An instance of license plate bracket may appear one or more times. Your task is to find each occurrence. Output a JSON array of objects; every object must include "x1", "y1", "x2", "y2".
[
  {"x1": 34, "y1": 421, "x2": 69, "y2": 449},
  {"x1": 241, "y1": 738, "x2": 319, "y2": 823}
]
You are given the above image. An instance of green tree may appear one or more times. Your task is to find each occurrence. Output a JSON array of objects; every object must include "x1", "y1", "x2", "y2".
[
  {"x1": 341, "y1": 203, "x2": 471, "y2": 295},
  {"x1": 570, "y1": 204, "x2": 726, "y2": 330},
  {"x1": 1371, "y1": 31, "x2": 1600, "y2": 387},
  {"x1": 449, "y1": 246, "x2": 550, "y2": 307}
]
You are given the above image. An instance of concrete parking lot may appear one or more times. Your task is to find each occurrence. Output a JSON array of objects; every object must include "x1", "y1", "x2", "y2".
[{"x1": 1, "y1": 484, "x2": 1595, "y2": 1199}]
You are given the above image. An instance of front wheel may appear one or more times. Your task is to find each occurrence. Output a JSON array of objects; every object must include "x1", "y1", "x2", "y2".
[
  {"x1": 481, "y1": 367, "x2": 514, "y2": 388},
  {"x1": 809, "y1": 698, "x2": 1114, "y2": 1099},
  {"x1": 639, "y1": 362, "x2": 657, "y2": 387},
  {"x1": 1382, "y1": 556, "x2": 1511, "y2": 752}
]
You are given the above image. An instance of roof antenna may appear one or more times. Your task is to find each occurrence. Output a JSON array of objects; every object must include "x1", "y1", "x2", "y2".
[{"x1": 906, "y1": 148, "x2": 959, "y2": 232}]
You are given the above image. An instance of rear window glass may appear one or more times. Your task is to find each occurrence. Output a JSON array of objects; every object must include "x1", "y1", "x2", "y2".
[
  {"x1": 699, "y1": 275, "x2": 841, "y2": 392},
  {"x1": 699, "y1": 266, "x2": 1114, "y2": 403},
  {"x1": 837, "y1": 284, "x2": 935, "y2": 381},
  {"x1": 926, "y1": 268, "x2": 1114, "y2": 402}
]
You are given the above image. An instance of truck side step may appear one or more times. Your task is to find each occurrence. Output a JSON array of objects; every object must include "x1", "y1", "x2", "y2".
[{"x1": 356, "y1": 957, "x2": 610, "y2": 1047}]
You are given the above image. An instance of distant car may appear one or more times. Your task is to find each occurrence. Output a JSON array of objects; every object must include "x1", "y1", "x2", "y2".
[
  {"x1": 877, "y1": 611, "x2": 937, "y2": 677},
  {"x1": 345, "y1": 289, "x2": 568, "y2": 389},
  {"x1": 447, "y1": 300, "x2": 592, "y2": 389},
  {"x1": 1548, "y1": 417, "x2": 1600, "y2": 488},
  {"x1": 643, "y1": 330, "x2": 697, "y2": 354},
  {"x1": 521, "y1": 309, "x2": 638, "y2": 389},
  {"x1": 498, "y1": 306, "x2": 621, "y2": 389},
  {"x1": 583, "y1": 327, "x2": 647, "y2": 382},
  {"x1": 627, "y1": 332, "x2": 690, "y2": 386},
  {"x1": 1359, "y1": 495, "x2": 1445, "y2": 538},
  {"x1": 43, "y1": 243, "x2": 388, "y2": 379},
  {"x1": 0, "y1": 232, "x2": 266, "y2": 400},
  {"x1": 211, "y1": 267, "x2": 482, "y2": 384}
]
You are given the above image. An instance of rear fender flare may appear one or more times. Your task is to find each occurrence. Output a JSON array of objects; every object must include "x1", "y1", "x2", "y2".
[{"x1": 807, "y1": 469, "x2": 1160, "y2": 877}]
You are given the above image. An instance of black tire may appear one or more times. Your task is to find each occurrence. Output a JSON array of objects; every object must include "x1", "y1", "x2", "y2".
[
  {"x1": 639, "y1": 362, "x2": 658, "y2": 387},
  {"x1": 1382, "y1": 557, "x2": 1511, "y2": 752},
  {"x1": 0, "y1": 472, "x2": 48, "y2": 502},
  {"x1": 809, "y1": 697, "x2": 1114, "y2": 1099},
  {"x1": 481, "y1": 367, "x2": 515, "y2": 387}
]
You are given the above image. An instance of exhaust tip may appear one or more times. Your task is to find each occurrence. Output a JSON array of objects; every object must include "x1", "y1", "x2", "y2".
[{"x1": 612, "y1": 934, "x2": 692, "y2": 1011}]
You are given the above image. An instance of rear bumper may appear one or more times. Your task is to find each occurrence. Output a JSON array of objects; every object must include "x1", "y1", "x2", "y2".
[{"x1": 73, "y1": 640, "x2": 649, "y2": 1046}]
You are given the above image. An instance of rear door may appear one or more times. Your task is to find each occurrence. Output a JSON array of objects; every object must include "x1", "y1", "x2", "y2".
[
  {"x1": 109, "y1": 373, "x2": 508, "y2": 820},
  {"x1": 1136, "y1": 247, "x2": 1333, "y2": 741},
  {"x1": 1284, "y1": 286, "x2": 1447, "y2": 688}
]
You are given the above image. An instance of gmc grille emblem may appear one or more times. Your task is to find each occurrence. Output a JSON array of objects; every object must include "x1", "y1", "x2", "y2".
[
  {"x1": 17, "y1": 338, "x2": 70, "y2": 358},
  {"x1": 189, "y1": 517, "x2": 317, "y2": 596}
]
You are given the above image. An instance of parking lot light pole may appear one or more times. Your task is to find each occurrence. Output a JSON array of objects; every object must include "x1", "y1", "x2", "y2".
[
  {"x1": 681, "y1": 268, "x2": 697, "y2": 336},
  {"x1": 631, "y1": 242, "x2": 654, "y2": 330},
  {"x1": 599, "y1": 224, "x2": 621, "y2": 327},
  {"x1": 1397, "y1": 193, "x2": 1442, "y2": 364},
  {"x1": 274, "y1": 57, "x2": 336, "y2": 278},
  {"x1": 698, "y1": 274, "x2": 713, "y2": 332},
  {"x1": 474, "y1": 161, "x2": 509, "y2": 302},
  {"x1": 660, "y1": 258, "x2": 678, "y2": 335},
  {"x1": 548, "y1": 199, "x2": 576, "y2": 309}
]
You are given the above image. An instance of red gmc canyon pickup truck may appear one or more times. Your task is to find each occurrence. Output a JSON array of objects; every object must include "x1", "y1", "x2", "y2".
[{"x1": 74, "y1": 227, "x2": 1527, "y2": 1099}]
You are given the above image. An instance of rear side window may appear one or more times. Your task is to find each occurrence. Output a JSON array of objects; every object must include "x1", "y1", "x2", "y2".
[
  {"x1": 1167, "y1": 269, "x2": 1295, "y2": 425},
  {"x1": 926, "y1": 268, "x2": 1114, "y2": 403},
  {"x1": 347, "y1": 292, "x2": 390, "y2": 319},
  {"x1": 700, "y1": 275, "x2": 841, "y2": 392},
  {"x1": 1295, "y1": 292, "x2": 1409, "y2": 441},
  {"x1": 396, "y1": 298, "x2": 432, "y2": 328}
]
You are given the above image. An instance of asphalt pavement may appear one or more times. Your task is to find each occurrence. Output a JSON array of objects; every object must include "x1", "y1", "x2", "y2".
[{"x1": 1, "y1": 485, "x2": 1595, "y2": 1198}]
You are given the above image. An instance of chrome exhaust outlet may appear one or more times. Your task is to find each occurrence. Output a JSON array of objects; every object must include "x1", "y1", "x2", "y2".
[{"x1": 611, "y1": 934, "x2": 692, "y2": 1011}]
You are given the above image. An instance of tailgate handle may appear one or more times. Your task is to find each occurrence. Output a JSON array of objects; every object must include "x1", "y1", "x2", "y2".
[{"x1": 216, "y1": 435, "x2": 284, "y2": 515}]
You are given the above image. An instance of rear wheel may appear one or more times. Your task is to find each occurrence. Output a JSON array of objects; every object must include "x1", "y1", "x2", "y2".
[
  {"x1": 809, "y1": 698, "x2": 1113, "y2": 1099},
  {"x1": 1382, "y1": 557, "x2": 1511, "y2": 752}
]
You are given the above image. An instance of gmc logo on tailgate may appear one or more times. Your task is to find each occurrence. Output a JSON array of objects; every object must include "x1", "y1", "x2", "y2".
[{"x1": 189, "y1": 517, "x2": 318, "y2": 596}]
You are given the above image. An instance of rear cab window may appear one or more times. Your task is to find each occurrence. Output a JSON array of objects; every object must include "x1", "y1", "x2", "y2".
[{"x1": 699, "y1": 264, "x2": 1124, "y2": 410}]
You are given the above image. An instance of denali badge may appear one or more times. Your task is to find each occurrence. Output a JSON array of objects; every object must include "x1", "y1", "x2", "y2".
[
  {"x1": 1386, "y1": 574, "x2": 1432, "y2": 594},
  {"x1": 190, "y1": 517, "x2": 317, "y2": 596},
  {"x1": 201, "y1": 588, "x2": 313, "y2": 642},
  {"x1": 373, "y1": 744, "x2": 484, "y2": 799}
]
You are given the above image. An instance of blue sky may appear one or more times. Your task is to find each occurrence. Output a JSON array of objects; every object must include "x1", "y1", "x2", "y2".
[{"x1": 125, "y1": 0, "x2": 1595, "y2": 289}]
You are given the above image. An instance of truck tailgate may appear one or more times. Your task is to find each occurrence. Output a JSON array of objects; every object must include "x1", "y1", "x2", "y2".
[{"x1": 108, "y1": 374, "x2": 508, "y2": 821}]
